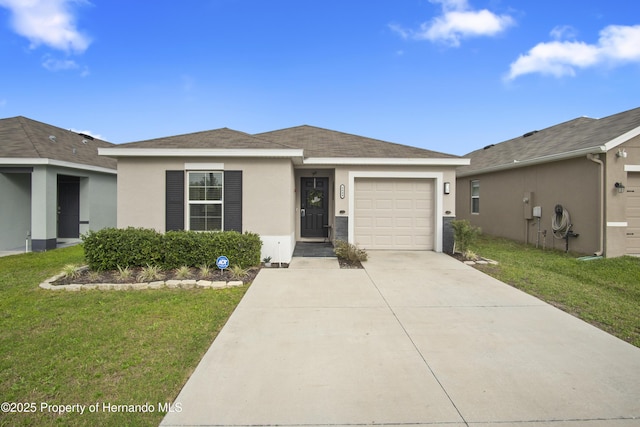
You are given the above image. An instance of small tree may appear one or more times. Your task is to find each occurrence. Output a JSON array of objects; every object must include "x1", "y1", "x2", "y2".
[{"x1": 450, "y1": 220, "x2": 481, "y2": 254}]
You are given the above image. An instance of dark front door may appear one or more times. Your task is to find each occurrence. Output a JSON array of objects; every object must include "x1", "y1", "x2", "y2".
[
  {"x1": 301, "y1": 177, "x2": 328, "y2": 238},
  {"x1": 57, "y1": 175, "x2": 80, "y2": 238}
]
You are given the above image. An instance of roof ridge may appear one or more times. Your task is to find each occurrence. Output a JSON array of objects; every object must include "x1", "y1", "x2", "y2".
[
  {"x1": 119, "y1": 126, "x2": 291, "y2": 148},
  {"x1": 257, "y1": 124, "x2": 460, "y2": 158}
]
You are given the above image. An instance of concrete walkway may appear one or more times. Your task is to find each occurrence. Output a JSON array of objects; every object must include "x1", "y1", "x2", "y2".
[{"x1": 161, "y1": 251, "x2": 640, "y2": 427}]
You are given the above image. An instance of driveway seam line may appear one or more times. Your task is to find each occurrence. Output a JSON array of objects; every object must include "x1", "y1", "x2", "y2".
[{"x1": 363, "y1": 267, "x2": 470, "y2": 427}]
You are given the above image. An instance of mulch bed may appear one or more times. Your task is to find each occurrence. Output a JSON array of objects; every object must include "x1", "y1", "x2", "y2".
[
  {"x1": 338, "y1": 258, "x2": 364, "y2": 269},
  {"x1": 54, "y1": 257, "x2": 364, "y2": 286}
]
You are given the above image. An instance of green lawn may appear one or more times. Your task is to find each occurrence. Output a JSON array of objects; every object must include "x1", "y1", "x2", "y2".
[
  {"x1": 0, "y1": 245, "x2": 248, "y2": 426},
  {"x1": 472, "y1": 235, "x2": 640, "y2": 348},
  {"x1": 1, "y1": 238, "x2": 638, "y2": 425}
]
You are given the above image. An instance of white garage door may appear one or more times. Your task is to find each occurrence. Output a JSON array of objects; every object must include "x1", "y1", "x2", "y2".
[
  {"x1": 627, "y1": 173, "x2": 640, "y2": 254},
  {"x1": 354, "y1": 178, "x2": 434, "y2": 250}
]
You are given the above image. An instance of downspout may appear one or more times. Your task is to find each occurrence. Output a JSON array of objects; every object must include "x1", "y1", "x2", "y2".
[{"x1": 587, "y1": 153, "x2": 604, "y2": 256}]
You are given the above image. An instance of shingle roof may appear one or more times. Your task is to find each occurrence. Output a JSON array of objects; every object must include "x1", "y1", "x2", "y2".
[
  {"x1": 113, "y1": 124, "x2": 460, "y2": 159},
  {"x1": 459, "y1": 106, "x2": 640, "y2": 175},
  {"x1": 256, "y1": 125, "x2": 459, "y2": 158},
  {"x1": 115, "y1": 127, "x2": 293, "y2": 150},
  {"x1": 0, "y1": 116, "x2": 116, "y2": 170}
]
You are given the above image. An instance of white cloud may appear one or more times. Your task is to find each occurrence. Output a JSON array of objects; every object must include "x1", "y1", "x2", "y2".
[
  {"x1": 391, "y1": 0, "x2": 515, "y2": 47},
  {"x1": 506, "y1": 24, "x2": 640, "y2": 80},
  {"x1": 0, "y1": 0, "x2": 91, "y2": 53},
  {"x1": 42, "y1": 56, "x2": 79, "y2": 71},
  {"x1": 550, "y1": 25, "x2": 577, "y2": 41}
]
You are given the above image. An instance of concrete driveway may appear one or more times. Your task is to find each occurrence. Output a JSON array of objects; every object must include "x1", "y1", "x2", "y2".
[{"x1": 161, "y1": 251, "x2": 640, "y2": 427}]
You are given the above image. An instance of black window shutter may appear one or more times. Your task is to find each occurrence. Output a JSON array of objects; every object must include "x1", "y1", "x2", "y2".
[
  {"x1": 224, "y1": 170, "x2": 242, "y2": 232},
  {"x1": 166, "y1": 170, "x2": 185, "y2": 231}
]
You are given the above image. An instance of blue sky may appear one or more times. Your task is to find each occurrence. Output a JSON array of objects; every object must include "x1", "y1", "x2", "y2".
[{"x1": 1, "y1": 0, "x2": 639, "y2": 155}]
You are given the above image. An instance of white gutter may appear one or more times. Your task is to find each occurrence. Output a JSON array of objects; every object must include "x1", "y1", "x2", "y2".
[
  {"x1": 457, "y1": 145, "x2": 607, "y2": 177},
  {"x1": 0, "y1": 157, "x2": 117, "y2": 174},
  {"x1": 303, "y1": 157, "x2": 470, "y2": 166},
  {"x1": 98, "y1": 148, "x2": 305, "y2": 158}
]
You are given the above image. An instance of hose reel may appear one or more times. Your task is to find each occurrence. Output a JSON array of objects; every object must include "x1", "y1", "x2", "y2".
[{"x1": 552, "y1": 204, "x2": 579, "y2": 252}]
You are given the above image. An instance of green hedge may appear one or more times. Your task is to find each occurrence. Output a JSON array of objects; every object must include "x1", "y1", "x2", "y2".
[{"x1": 82, "y1": 227, "x2": 262, "y2": 271}]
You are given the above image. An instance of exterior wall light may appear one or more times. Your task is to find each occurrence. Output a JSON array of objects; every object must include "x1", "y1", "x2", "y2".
[
  {"x1": 615, "y1": 182, "x2": 626, "y2": 193},
  {"x1": 616, "y1": 149, "x2": 628, "y2": 158},
  {"x1": 444, "y1": 182, "x2": 451, "y2": 194}
]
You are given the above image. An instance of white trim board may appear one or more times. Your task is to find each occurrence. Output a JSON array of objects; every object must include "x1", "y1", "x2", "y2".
[{"x1": 0, "y1": 157, "x2": 116, "y2": 174}]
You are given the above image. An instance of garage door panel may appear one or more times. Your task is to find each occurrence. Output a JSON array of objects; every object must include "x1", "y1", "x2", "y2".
[
  {"x1": 395, "y1": 199, "x2": 413, "y2": 209},
  {"x1": 354, "y1": 178, "x2": 434, "y2": 250},
  {"x1": 355, "y1": 199, "x2": 373, "y2": 210},
  {"x1": 395, "y1": 217, "x2": 413, "y2": 228},
  {"x1": 375, "y1": 199, "x2": 393, "y2": 209}
]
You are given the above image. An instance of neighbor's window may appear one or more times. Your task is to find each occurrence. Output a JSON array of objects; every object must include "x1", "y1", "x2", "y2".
[
  {"x1": 188, "y1": 172, "x2": 223, "y2": 231},
  {"x1": 471, "y1": 180, "x2": 480, "y2": 214}
]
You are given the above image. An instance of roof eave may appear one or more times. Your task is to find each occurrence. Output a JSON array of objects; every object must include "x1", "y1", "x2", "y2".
[
  {"x1": 303, "y1": 157, "x2": 470, "y2": 166},
  {"x1": 0, "y1": 157, "x2": 117, "y2": 174},
  {"x1": 457, "y1": 146, "x2": 606, "y2": 178},
  {"x1": 98, "y1": 148, "x2": 305, "y2": 159},
  {"x1": 603, "y1": 124, "x2": 640, "y2": 151}
]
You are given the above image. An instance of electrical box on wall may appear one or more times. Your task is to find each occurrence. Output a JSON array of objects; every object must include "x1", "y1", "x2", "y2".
[
  {"x1": 523, "y1": 192, "x2": 533, "y2": 219},
  {"x1": 533, "y1": 206, "x2": 542, "y2": 218}
]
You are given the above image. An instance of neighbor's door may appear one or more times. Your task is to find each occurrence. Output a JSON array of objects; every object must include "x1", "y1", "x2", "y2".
[
  {"x1": 57, "y1": 175, "x2": 80, "y2": 238},
  {"x1": 300, "y1": 177, "x2": 328, "y2": 238}
]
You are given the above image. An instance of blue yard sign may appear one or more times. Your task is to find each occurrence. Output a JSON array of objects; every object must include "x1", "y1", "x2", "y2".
[{"x1": 216, "y1": 255, "x2": 229, "y2": 270}]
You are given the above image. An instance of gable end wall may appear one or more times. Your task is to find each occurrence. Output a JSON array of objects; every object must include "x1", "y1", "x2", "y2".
[{"x1": 456, "y1": 157, "x2": 600, "y2": 255}]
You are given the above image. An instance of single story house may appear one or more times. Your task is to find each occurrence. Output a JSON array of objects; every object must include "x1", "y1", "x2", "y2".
[
  {"x1": 100, "y1": 125, "x2": 469, "y2": 263},
  {"x1": 456, "y1": 106, "x2": 640, "y2": 257},
  {"x1": 0, "y1": 116, "x2": 117, "y2": 252}
]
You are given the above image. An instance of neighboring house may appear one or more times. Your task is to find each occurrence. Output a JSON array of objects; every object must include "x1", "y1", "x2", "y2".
[
  {"x1": 100, "y1": 125, "x2": 469, "y2": 263},
  {"x1": 456, "y1": 107, "x2": 640, "y2": 258},
  {"x1": 0, "y1": 116, "x2": 117, "y2": 252}
]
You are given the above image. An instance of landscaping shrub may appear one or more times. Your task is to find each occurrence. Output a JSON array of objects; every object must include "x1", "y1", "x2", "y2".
[
  {"x1": 333, "y1": 240, "x2": 368, "y2": 262},
  {"x1": 163, "y1": 230, "x2": 206, "y2": 268},
  {"x1": 82, "y1": 228, "x2": 262, "y2": 270},
  {"x1": 450, "y1": 219, "x2": 481, "y2": 253},
  {"x1": 163, "y1": 230, "x2": 261, "y2": 269},
  {"x1": 82, "y1": 227, "x2": 163, "y2": 271}
]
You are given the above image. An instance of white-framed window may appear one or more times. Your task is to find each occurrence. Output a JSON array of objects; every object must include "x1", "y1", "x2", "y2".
[
  {"x1": 471, "y1": 180, "x2": 480, "y2": 214},
  {"x1": 187, "y1": 171, "x2": 223, "y2": 231}
]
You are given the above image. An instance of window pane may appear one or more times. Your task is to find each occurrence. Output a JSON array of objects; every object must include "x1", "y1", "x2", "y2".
[
  {"x1": 189, "y1": 173, "x2": 206, "y2": 187},
  {"x1": 206, "y1": 204, "x2": 222, "y2": 217},
  {"x1": 471, "y1": 181, "x2": 479, "y2": 197},
  {"x1": 190, "y1": 204, "x2": 205, "y2": 216},
  {"x1": 206, "y1": 173, "x2": 222, "y2": 187},
  {"x1": 472, "y1": 198, "x2": 480, "y2": 214},
  {"x1": 206, "y1": 187, "x2": 222, "y2": 201},
  {"x1": 189, "y1": 187, "x2": 205, "y2": 201},
  {"x1": 189, "y1": 172, "x2": 223, "y2": 201},
  {"x1": 207, "y1": 217, "x2": 222, "y2": 231},
  {"x1": 190, "y1": 203, "x2": 222, "y2": 231},
  {"x1": 190, "y1": 217, "x2": 206, "y2": 231}
]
